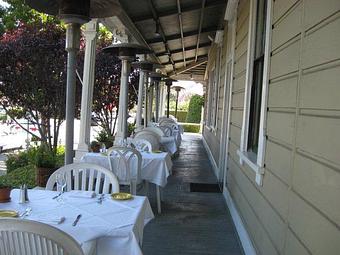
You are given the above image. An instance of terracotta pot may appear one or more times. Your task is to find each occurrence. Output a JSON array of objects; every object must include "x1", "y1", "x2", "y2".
[
  {"x1": 36, "y1": 167, "x2": 57, "y2": 187},
  {"x1": 0, "y1": 187, "x2": 11, "y2": 203}
]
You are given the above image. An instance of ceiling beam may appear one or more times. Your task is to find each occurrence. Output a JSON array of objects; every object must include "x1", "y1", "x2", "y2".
[
  {"x1": 168, "y1": 58, "x2": 208, "y2": 76},
  {"x1": 176, "y1": 0, "x2": 186, "y2": 67},
  {"x1": 146, "y1": 0, "x2": 176, "y2": 71},
  {"x1": 195, "y1": 0, "x2": 206, "y2": 62},
  {"x1": 163, "y1": 55, "x2": 208, "y2": 65},
  {"x1": 146, "y1": 26, "x2": 217, "y2": 44},
  {"x1": 131, "y1": 0, "x2": 226, "y2": 22},
  {"x1": 155, "y1": 42, "x2": 211, "y2": 56}
]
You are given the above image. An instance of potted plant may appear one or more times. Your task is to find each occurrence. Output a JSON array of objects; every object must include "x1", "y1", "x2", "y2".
[
  {"x1": 0, "y1": 175, "x2": 12, "y2": 203},
  {"x1": 35, "y1": 145, "x2": 57, "y2": 187},
  {"x1": 90, "y1": 141, "x2": 101, "y2": 152},
  {"x1": 95, "y1": 130, "x2": 114, "y2": 148}
]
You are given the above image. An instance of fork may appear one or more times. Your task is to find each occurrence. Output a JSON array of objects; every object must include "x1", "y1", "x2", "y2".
[
  {"x1": 20, "y1": 207, "x2": 32, "y2": 218},
  {"x1": 97, "y1": 194, "x2": 105, "y2": 204}
]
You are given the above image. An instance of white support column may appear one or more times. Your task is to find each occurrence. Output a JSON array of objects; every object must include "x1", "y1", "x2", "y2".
[
  {"x1": 136, "y1": 55, "x2": 145, "y2": 130},
  {"x1": 148, "y1": 84, "x2": 154, "y2": 124},
  {"x1": 159, "y1": 83, "x2": 165, "y2": 118},
  {"x1": 115, "y1": 57, "x2": 132, "y2": 141},
  {"x1": 155, "y1": 81, "x2": 160, "y2": 122},
  {"x1": 143, "y1": 73, "x2": 149, "y2": 128},
  {"x1": 75, "y1": 20, "x2": 98, "y2": 161}
]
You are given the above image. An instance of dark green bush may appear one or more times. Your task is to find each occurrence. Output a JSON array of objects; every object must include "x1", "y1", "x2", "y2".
[
  {"x1": 186, "y1": 95, "x2": 204, "y2": 123},
  {"x1": 180, "y1": 123, "x2": 201, "y2": 133},
  {"x1": 95, "y1": 129, "x2": 114, "y2": 148},
  {"x1": 165, "y1": 110, "x2": 187, "y2": 122},
  {"x1": 35, "y1": 145, "x2": 57, "y2": 168},
  {"x1": 6, "y1": 147, "x2": 39, "y2": 173},
  {"x1": 0, "y1": 165, "x2": 36, "y2": 188}
]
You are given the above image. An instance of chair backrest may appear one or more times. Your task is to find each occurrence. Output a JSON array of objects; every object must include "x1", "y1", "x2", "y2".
[
  {"x1": 46, "y1": 163, "x2": 119, "y2": 194},
  {"x1": 0, "y1": 218, "x2": 84, "y2": 255},
  {"x1": 144, "y1": 126, "x2": 165, "y2": 137},
  {"x1": 130, "y1": 138, "x2": 153, "y2": 152},
  {"x1": 160, "y1": 122, "x2": 179, "y2": 132},
  {"x1": 134, "y1": 130, "x2": 160, "y2": 151},
  {"x1": 106, "y1": 146, "x2": 142, "y2": 195},
  {"x1": 159, "y1": 125, "x2": 172, "y2": 137}
]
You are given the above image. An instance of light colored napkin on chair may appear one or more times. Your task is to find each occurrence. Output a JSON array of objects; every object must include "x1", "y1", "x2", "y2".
[{"x1": 68, "y1": 190, "x2": 96, "y2": 199}]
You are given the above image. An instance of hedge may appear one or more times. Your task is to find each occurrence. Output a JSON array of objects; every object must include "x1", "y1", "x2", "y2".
[
  {"x1": 0, "y1": 165, "x2": 36, "y2": 188},
  {"x1": 165, "y1": 110, "x2": 187, "y2": 122},
  {"x1": 186, "y1": 95, "x2": 204, "y2": 123},
  {"x1": 180, "y1": 123, "x2": 201, "y2": 133}
]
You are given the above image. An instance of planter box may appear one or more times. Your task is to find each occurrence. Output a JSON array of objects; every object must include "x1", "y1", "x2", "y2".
[
  {"x1": 36, "y1": 167, "x2": 57, "y2": 188},
  {"x1": 0, "y1": 187, "x2": 11, "y2": 203}
]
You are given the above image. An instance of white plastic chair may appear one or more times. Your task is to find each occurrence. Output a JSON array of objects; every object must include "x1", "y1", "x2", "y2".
[
  {"x1": 144, "y1": 126, "x2": 165, "y2": 138},
  {"x1": 130, "y1": 138, "x2": 153, "y2": 152},
  {"x1": 107, "y1": 146, "x2": 142, "y2": 195},
  {"x1": 134, "y1": 130, "x2": 161, "y2": 151},
  {"x1": 159, "y1": 125, "x2": 173, "y2": 137},
  {"x1": 46, "y1": 163, "x2": 119, "y2": 194},
  {"x1": 0, "y1": 218, "x2": 84, "y2": 255}
]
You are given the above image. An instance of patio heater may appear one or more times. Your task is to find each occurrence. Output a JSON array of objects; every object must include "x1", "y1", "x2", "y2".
[
  {"x1": 172, "y1": 85, "x2": 184, "y2": 118},
  {"x1": 163, "y1": 78, "x2": 177, "y2": 118},
  {"x1": 102, "y1": 44, "x2": 152, "y2": 139},
  {"x1": 149, "y1": 72, "x2": 167, "y2": 123},
  {"x1": 131, "y1": 61, "x2": 160, "y2": 128},
  {"x1": 25, "y1": 0, "x2": 121, "y2": 164}
]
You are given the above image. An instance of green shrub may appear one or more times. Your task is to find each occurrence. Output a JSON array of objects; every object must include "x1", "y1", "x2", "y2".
[
  {"x1": 0, "y1": 114, "x2": 7, "y2": 122},
  {"x1": 5, "y1": 147, "x2": 39, "y2": 173},
  {"x1": 95, "y1": 129, "x2": 114, "y2": 148},
  {"x1": 186, "y1": 95, "x2": 204, "y2": 123},
  {"x1": 0, "y1": 165, "x2": 36, "y2": 188},
  {"x1": 165, "y1": 110, "x2": 187, "y2": 122},
  {"x1": 180, "y1": 123, "x2": 201, "y2": 133},
  {"x1": 35, "y1": 145, "x2": 57, "y2": 168}
]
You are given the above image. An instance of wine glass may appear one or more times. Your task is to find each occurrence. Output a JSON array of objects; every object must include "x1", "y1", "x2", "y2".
[{"x1": 56, "y1": 173, "x2": 66, "y2": 202}]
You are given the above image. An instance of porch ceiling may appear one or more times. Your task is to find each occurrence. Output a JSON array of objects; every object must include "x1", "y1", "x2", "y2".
[{"x1": 119, "y1": 0, "x2": 227, "y2": 78}]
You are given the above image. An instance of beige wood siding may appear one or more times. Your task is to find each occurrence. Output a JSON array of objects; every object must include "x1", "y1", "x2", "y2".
[{"x1": 224, "y1": 0, "x2": 340, "y2": 255}]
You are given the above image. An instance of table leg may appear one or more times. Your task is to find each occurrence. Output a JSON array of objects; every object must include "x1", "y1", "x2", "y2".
[
  {"x1": 144, "y1": 181, "x2": 149, "y2": 196},
  {"x1": 156, "y1": 185, "x2": 161, "y2": 214}
]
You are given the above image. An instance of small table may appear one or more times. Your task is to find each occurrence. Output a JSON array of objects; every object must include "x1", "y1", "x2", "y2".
[
  {"x1": 81, "y1": 151, "x2": 172, "y2": 213},
  {"x1": 0, "y1": 189, "x2": 154, "y2": 255}
]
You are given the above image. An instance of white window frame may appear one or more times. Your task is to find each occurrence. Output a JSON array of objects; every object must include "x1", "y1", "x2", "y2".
[
  {"x1": 206, "y1": 69, "x2": 215, "y2": 129},
  {"x1": 237, "y1": 0, "x2": 272, "y2": 186}
]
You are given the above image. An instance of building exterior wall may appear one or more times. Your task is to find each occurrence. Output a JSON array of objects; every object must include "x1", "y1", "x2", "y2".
[{"x1": 203, "y1": 0, "x2": 340, "y2": 254}]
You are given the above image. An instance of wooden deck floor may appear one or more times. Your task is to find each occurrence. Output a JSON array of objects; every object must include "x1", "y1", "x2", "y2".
[{"x1": 142, "y1": 133, "x2": 244, "y2": 255}]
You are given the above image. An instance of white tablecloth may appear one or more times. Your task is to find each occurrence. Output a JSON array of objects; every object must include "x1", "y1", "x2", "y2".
[
  {"x1": 0, "y1": 189, "x2": 154, "y2": 255},
  {"x1": 81, "y1": 151, "x2": 172, "y2": 187},
  {"x1": 160, "y1": 136, "x2": 178, "y2": 154}
]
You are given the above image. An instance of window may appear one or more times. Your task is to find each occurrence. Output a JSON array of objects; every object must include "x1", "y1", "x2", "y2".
[
  {"x1": 247, "y1": 0, "x2": 267, "y2": 155},
  {"x1": 237, "y1": 0, "x2": 271, "y2": 186}
]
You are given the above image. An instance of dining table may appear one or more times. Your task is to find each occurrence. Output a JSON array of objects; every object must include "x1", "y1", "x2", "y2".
[
  {"x1": 81, "y1": 151, "x2": 173, "y2": 214},
  {"x1": 0, "y1": 189, "x2": 154, "y2": 255}
]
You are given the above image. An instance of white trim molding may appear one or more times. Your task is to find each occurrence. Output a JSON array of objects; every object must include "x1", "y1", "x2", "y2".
[
  {"x1": 238, "y1": 0, "x2": 273, "y2": 186},
  {"x1": 202, "y1": 136, "x2": 219, "y2": 178},
  {"x1": 223, "y1": 188, "x2": 257, "y2": 255}
]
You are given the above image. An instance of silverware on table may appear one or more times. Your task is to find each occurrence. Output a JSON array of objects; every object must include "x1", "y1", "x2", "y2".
[
  {"x1": 58, "y1": 217, "x2": 66, "y2": 225},
  {"x1": 52, "y1": 193, "x2": 62, "y2": 199},
  {"x1": 97, "y1": 194, "x2": 105, "y2": 204},
  {"x1": 72, "y1": 214, "x2": 82, "y2": 226},
  {"x1": 20, "y1": 207, "x2": 32, "y2": 218}
]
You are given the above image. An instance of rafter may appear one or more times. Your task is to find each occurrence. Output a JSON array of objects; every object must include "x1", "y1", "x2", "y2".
[
  {"x1": 168, "y1": 58, "x2": 208, "y2": 76},
  {"x1": 195, "y1": 0, "x2": 206, "y2": 62},
  {"x1": 146, "y1": 26, "x2": 217, "y2": 44},
  {"x1": 176, "y1": 0, "x2": 186, "y2": 67},
  {"x1": 162, "y1": 55, "x2": 208, "y2": 65},
  {"x1": 155, "y1": 42, "x2": 211, "y2": 57},
  {"x1": 131, "y1": 0, "x2": 226, "y2": 22}
]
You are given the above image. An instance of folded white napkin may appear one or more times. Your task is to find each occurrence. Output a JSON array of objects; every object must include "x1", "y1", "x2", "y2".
[
  {"x1": 68, "y1": 191, "x2": 96, "y2": 199},
  {"x1": 30, "y1": 216, "x2": 66, "y2": 225}
]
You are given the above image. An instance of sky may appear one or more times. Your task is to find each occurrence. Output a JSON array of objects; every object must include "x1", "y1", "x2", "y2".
[{"x1": 0, "y1": 0, "x2": 9, "y2": 8}]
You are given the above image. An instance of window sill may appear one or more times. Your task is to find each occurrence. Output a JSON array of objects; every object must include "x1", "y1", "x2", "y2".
[{"x1": 237, "y1": 150, "x2": 264, "y2": 186}]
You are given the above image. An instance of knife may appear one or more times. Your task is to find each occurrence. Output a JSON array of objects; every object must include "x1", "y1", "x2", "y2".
[{"x1": 72, "y1": 214, "x2": 82, "y2": 226}]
